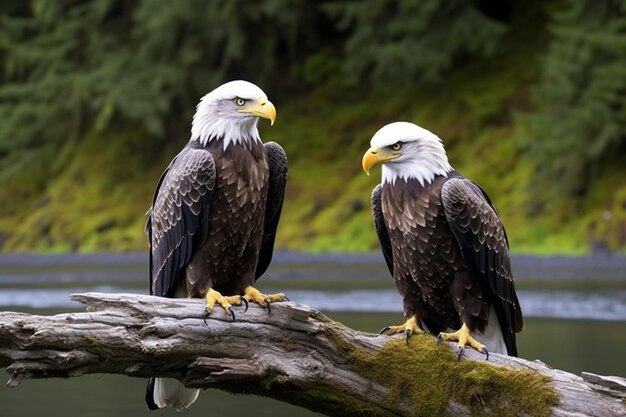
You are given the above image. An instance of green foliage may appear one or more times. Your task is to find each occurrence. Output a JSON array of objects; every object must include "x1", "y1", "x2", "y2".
[
  {"x1": 0, "y1": 0, "x2": 325, "y2": 179},
  {"x1": 0, "y1": 130, "x2": 164, "y2": 252},
  {"x1": 0, "y1": 0, "x2": 625, "y2": 253},
  {"x1": 0, "y1": 0, "x2": 328, "y2": 250},
  {"x1": 325, "y1": 0, "x2": 507, "y2": 85},
  {"x1": 518, "y1": 0, "x2": 626, "y2": 197}
]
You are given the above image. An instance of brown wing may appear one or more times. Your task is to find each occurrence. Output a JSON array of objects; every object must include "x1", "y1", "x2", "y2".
[
  {"x1": 255, "y1": 142, "x2": 287, "y2": 280},
  {"x1": 442, "y1": 177, "x2": 524, "y2": 355},
  {"x1": 371, "y1": 184, "x2": 394, "y2": 276},
  {"x1": 147, "y1": 145, "x2": 216, "y2": 297}
]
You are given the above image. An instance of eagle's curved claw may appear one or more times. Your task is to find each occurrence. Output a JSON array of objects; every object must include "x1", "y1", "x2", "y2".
[
  {"x1": 456, "y1": 346, "x2": 465, "y2": 361},
  {"x1": 202, "y1": 307, "x2": 211, "y2": 327},
  {"x1": 379, "y1": 326, "x2": 392, "y2": 335},
  {"x1": 239, "y1": 296, "x2": 249, "y2": 313},
  {"x1": 436, "y1": 333, "x2": 443, "y2": 346},
  {"x1": 456, "y1": 346, "x2": 488, "y2": 361},
  {"x1": 404, "y1": 329, "x2": 411, "y2": 346},
  {"x1": 202, "y1": 305, "x2": 236, "y2": 323},
  {"x1": 283, "y1": 296, "x2": 290, "y2": 302},
  {"x1": 264, "y1": 298, "x2": 271, "y2": 315}
]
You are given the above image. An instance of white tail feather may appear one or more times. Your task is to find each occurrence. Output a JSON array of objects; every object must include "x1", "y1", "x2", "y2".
[
  {"x1": 153, "y1": 378, "x2": 199, "y2": 410},
  {"x1": 472, "y1": 306, "x2": 508, "y2": 355}
]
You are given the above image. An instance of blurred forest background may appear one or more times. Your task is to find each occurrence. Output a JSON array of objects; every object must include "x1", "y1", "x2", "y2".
[{"x1": 0, "y1": 0, "x2": 625, "y2": 254}]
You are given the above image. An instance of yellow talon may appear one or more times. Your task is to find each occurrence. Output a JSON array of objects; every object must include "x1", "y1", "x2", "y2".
[
  {"x1": 380, "y1": 316, "x2": 423, "y2": 345},
  {"x1": 204, "y1": 288, "x2": 244, "y2": 321},
  {"x1": 243, "y1": 286, "x2": 287, "y2": 313},
  {"x1": 438, "y1": 323, "x2": 487, "y2": 359},
  {"x1": 243, "y1": 286, "x2": 286, "y2": 305}
]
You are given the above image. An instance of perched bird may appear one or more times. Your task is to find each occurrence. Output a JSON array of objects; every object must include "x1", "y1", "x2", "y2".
[
  {"x1": 145, "y1": 80, "x2": 288, "y2": 410},
  {"x1": 362, "y1": 122, "x2": 523, "y2": 358}
]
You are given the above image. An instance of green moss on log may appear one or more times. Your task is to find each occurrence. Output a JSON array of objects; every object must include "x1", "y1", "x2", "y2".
[{"x1": 321, "y1": 319, "x2": 559, "y2": 417}]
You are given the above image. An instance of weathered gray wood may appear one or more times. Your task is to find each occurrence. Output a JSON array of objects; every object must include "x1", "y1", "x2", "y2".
[{"x1": 0, "y1": 292, "x2": 624, "y2": 417}]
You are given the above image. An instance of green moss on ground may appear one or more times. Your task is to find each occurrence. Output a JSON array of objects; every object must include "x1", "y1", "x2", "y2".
[
  {"x1": 1, "y1": 4, "x2": 625, "y2": 253},
  {"x1": 2, "y1": 76, "x2": 625, "y2": 253},
  {"x1": 0, "y1": 130, "x2": 173, "y2": 252}
]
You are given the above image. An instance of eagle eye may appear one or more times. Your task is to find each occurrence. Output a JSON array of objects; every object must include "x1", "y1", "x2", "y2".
[
  {"x1": 391, "y1": 142, "x2": 402, "y2": 151},
  {"x1": 235, "y1": 98, "x2": 246, "y2": 106}
]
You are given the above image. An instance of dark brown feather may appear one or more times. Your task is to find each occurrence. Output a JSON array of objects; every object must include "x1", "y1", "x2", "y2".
[
  {"x1": 255, "y1": 142, "x2": 288, "y2": 280},
  {"x1": 442, "y1": 177, "x2": 524, "y2": 352},
  {"x1": 147, "y1": 137, "x2": 283, "y2": 300},
  {"x1": 184, "y1": 139, "x2": 270, "y2": 297},
  {"x1": 147, "y1": 144, "x2": 215, "y2": 297},
  {"x1": 376, "y1": 173, "x2": 523, "y2": 355},
  {"x1": 380, "y1": 176, "x2": 466, "y2": 333},
  {"x1": 372, "y1": 184, "x2": 394, "y2": 276}
]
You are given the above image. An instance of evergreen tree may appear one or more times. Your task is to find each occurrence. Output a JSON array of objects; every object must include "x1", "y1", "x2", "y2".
[
  {"x1": 325, "y1": 0, "x2": 507, "y2": 85},
  {"x1": 0, "y1": 0, "x2": 324, "y2": 183},
  {"x1": 519, "y1": 0, "x2": 626, "y2": 196},
  {"x1": 0, "y1": 0, "x2": 511, "y2": 186}
]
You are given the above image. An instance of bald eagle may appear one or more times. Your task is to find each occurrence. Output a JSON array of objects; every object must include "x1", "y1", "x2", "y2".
[
  {"x1": 362, "y1": 122, "x2": 523, "y2": 358},
  {"x1": 145, "y1": 80, "x2": 288, "y2": 410}
]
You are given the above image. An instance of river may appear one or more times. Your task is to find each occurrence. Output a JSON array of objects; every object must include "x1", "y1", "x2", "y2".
[{"x1": 1, "y1": 252, "x2": 625, "y2": 417}]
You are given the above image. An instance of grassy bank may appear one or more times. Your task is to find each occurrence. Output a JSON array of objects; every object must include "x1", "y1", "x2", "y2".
[
  {"x1": 1, "y1": 79, "x2": 625, "y2": 254},
  {"x1": 1, "y1": 2, "x2": 625, "y2": 255}
]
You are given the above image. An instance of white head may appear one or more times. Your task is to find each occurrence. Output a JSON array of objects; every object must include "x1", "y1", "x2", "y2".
[
  {"x1": 190, "y1": 80, "x2": 276, "y2": 150},
  {"x1": 362, "y1": 122, "x2": 453, "y2": 186}
]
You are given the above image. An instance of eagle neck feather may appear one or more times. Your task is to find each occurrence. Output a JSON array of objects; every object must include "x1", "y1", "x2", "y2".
[
  {"x1": 381, "y1": 156, "x2": 452, "y2": 187},
  {"x1": 190, "y1": 109, "x2": 261, "y2": 150}
]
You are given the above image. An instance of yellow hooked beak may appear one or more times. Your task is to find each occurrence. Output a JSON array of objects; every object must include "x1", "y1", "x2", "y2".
[
  {"x1": 362, "y1": 147, "x2": 401, "y2": 175},
  {"x1": 237, "y1": 99, "x2": 277, "y2": 126}
]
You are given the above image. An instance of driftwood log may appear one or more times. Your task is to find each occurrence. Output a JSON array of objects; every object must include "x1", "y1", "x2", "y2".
[{"x1": 0, "y1": 292, "x2": 624, "y2": 416}]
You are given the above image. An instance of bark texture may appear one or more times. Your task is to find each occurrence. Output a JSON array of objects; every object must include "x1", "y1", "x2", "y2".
[{"x1": 0, "y1": 293, "x2": 624, "y2": 416}]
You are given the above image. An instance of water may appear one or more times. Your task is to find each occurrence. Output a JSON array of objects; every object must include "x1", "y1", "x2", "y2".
[
  {"x1": 1, "y1": 253, "x2": 626, "y2": 417},
  {"x1": 2, "y1": 287, "x2": 626, "y2": 322}
]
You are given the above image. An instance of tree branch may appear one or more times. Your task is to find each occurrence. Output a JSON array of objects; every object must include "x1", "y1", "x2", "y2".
[{"x1": 0, "y1": 293, "x2": 624, "y2": 416}]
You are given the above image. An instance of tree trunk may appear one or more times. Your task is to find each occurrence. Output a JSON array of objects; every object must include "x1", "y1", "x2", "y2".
[{"x1": 0, "y1": 293, "x2": 624, "y2": 416}]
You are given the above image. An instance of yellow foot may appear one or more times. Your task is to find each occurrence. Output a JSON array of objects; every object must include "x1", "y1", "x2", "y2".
[
  {"x1": 203, "y1": 288, "x2": 248, "y2": 323},
  {"x1": 379, "y1": 316, "x2": 423, "y2": 346},
  {"x1": 437, "y1": 323, "x2": 489, "y2": 361},
  {"x1": 243, "y1": 286, "x2": 288, "y2": 315}
]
